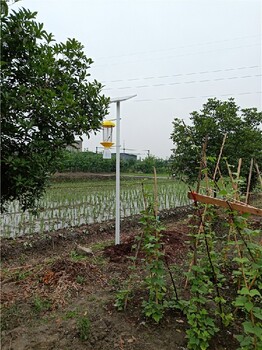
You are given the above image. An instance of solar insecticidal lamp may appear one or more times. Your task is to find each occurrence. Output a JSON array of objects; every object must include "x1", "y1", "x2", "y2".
[{"x1": 100, "y1": 120, "x2": 115, "y2": 159}]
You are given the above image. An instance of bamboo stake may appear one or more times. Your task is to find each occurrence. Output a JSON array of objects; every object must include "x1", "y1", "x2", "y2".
[
  {"x1": 233, "y1": 158, "x2": 242, "y2": 201},
  {"x1": 196, "y1": 136, "x2": 208, "y2": 193},
  {"x1": 237, "y1": 158, "x2": 242, "y2": 181},
  {"x1": 254, "y1": 162, "x2": 262, "y2": 188},
  {"x1": 213, "y1": 133, "x2": 227, "y2": 181},
  {"x1": 202, "y1": 142, "x2": 211, "y2": 195},
  {"x1": 245, "y1": 158, "x2": 254, "y2": 204},
  {"x1": 153, "y1": 167, "x2": 158, "y2": 217},
  {"x1": 225, "y1": 160, "x2": 234, "y2": 185},
  {"x1": 225, "y1": 160, "x2": 239, "y2": 200},
  {"x1": 217, "y1": 166, "x2": 225, "y2": 188}
]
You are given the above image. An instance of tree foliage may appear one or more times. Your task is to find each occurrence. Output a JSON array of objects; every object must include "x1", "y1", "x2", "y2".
[
  {"x1": 1, "y1": 6, "x2": 109, "y2": 210},
  {"x1": 170, "y1": 98, "x2": 262, "y2": 187},
  {"x1": 57, "y1": 151, "x2": 169, "y2": 175}
]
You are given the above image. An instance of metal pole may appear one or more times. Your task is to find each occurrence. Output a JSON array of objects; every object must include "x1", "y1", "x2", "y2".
[
  {"x1": 115, "y1": 101, "x2": 121, "y2": 245},
  {"x1": 109, "y1": 94, "x2": 136, "y2": 245}
]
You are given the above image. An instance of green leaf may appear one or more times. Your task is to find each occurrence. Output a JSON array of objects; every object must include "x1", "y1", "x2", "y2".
[
  {"x1": 253, "y1": 307, "x2": 262, "y2": 321},
  {"x1": 239, "y1": 287, "x2": 251, "y2": 296},
  {"x1": 244, "y1": 302, "x2": 254, "y2": 312},
  {"x1": 249, "y1": 289, "x2": 261, "y2": 298},
  {"x1": 243, "y1": 321, "x2": 262, "y2": 338}
]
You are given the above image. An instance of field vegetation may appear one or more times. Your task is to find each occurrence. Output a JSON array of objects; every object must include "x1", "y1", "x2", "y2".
[{"x1": 0, "y1": 177, "x2": 189, "y2": 238}]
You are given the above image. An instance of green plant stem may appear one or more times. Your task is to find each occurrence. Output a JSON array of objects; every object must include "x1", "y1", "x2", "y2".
[
  {"x1": 164, "y1": 254, "x2": 179, "y2": 301},
  {"x1": 124, "y1": 229, "x2": 144, "y2": 310},
  {"x1": 227, "y1": 206, "x2": 256, "y2": 263},
  {"x1": 192, "y1": 201, "x2": 224, "y2": 324}
]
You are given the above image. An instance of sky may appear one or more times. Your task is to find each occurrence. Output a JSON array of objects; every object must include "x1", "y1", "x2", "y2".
[{"x1": 12, "y1": 0, "x2": 262, "y2": 159}]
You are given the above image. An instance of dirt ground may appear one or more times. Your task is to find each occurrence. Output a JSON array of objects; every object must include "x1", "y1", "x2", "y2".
[{"x1": 1, "y1": 206, "x2": 258, "y2": 350}]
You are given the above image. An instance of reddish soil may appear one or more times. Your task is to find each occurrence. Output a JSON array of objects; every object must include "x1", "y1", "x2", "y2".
[{"x1": 1, "y1": 208, "x2": 253, "y2": 350}]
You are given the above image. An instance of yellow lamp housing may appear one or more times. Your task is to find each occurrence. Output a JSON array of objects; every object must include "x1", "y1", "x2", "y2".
[{"x1": 100, "y1": 120, "x2": 115, "y2": 149}]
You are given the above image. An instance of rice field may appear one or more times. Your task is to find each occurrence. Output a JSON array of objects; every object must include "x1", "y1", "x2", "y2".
[{"x1": 0, "y1": 178, "x2": 190, "y2": 238}]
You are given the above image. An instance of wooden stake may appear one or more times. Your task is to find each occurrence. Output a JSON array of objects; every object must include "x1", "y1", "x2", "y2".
[
  {"x1": 225, "y1": 160, "x2": 239, "y2": 200},
  {"x1": 196, "y1": 136, "x2": 208, "y2": 193},
  {"x1": 237, "y1": 158, "x2": 242, "y2": 181},
  {"x1": 202, "y1": 139, "x2": 211, "y2": 195},
  {"x1": 233, "y1": 158, "x2": 243, "y2": 201},
  {"x1": 213, "y1": 133, "x2": 227, "y2": 181},
  {"x1": 245, "y1": 158, "x2": 254, "y2": 204},
  {"x1": 254, "y1": 162, "x2": 262, "y2": 188},
  {"x1": 153, "y1": 167, "x2": 158, "y2": 217},
  {"x1": 188, "y1": 191, "x2": 262, "y2": 216},
  {"x1": 217, "y1": 166, "x2": 225, "y2": 187},
  {"x1": 225, "y1": 160, "x2": 234, "y2": 185}
]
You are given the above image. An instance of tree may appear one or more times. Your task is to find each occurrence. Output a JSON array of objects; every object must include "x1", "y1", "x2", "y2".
[
  {"x1": 1, "y1": 6, "x2": 109, "y2": 210},
  {"x1": 170, "y1": 98, "x2": 262, "y2": 188}
]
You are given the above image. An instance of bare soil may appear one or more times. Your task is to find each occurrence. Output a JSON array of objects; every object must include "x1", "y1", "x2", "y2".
[{"x1": 1, "y1": 207, "x2": 257, "y2": 350}]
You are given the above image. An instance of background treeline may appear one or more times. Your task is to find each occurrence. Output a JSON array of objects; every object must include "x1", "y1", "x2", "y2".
[{"x1": 57, "y1": 151, "x2": 170, "y2": 174}]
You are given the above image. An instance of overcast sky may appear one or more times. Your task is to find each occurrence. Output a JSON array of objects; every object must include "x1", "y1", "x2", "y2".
[{"x1": 13, "y1": 0, "x2": 261, "y2": 159}]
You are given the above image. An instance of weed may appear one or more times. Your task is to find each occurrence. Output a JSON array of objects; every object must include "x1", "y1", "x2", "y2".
[
  {"x1": 77, "y1": 315, "x2": 91, "y2": 341},
  {"x1": 70, "y1": 250, "x2": 86, "y2": 261},
  {"x1": 63, "y1": 310, "x2": 78, "y2": 320},
  {"x1": 18, "y1": 254, "x2": 27, "y2": 264},
  {"x1": 87, "y1": 295, "x2": 97, "y2": 302},
  {"x1": 91, "y1": 240, "x2": 113, "y2": 252},
  {"x1": 109, "y1": 277, "x2": 121, "y2": 288},
  {"x1": 1, "y1": 303, "x2": 20, "y2": 331},
  {"x1": 32, "y1": 296, "x2": 51, "y2": 313},
  {"x1": 76, "y1": 275, "x2": 86, "y2": 285},
  {"x1": 115, "y1": 289, "x2": 131, "y2": 311},
  {"x1": 15, "y1": 270, "x2": 33, "y2": 281},
  {"x1": 92, "y1": 255, "x2": 107, "y2": 266},
  {"x1": 1, "y1": 302, "x2": 36, "y2": 331}
]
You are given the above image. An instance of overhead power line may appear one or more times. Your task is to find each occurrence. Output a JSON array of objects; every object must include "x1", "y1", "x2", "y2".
[
  {"x1": 103, "y1": 73, "x2": 262, "y2": 92},
  {"x1": 95, "y1": 34, "x2": 261, "y2": 61},
  {"x1": 101, "y1": 65, "x2": 260, "y2": 85},
  {"x1": 95, "y1": 42, "x2": 260, "y2": 68},
  {"x1": 131, "y1": 91, "x2": 262, "y2": 103}
]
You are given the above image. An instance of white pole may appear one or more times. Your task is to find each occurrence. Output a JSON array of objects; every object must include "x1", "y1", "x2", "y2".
[
  {"x1": 110, "y1": 94, "x2": 136, "y2": 245},
  {"x1": 115, "y1": 101, "x2": 121, "y2": 245}
]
